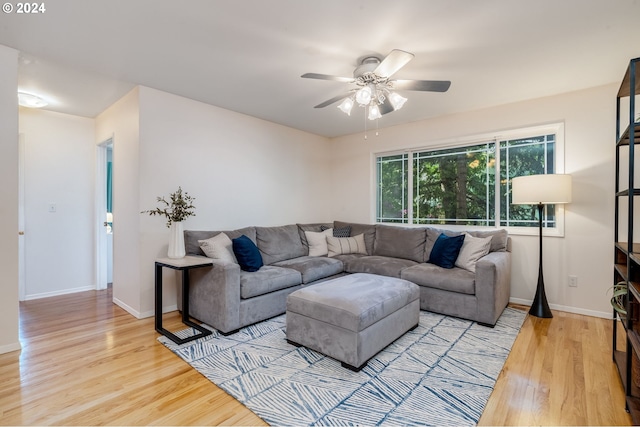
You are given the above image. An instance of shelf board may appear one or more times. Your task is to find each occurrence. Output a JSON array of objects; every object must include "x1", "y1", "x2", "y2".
[
  {"x1": 616, "y1": 263, "x2": 629, "y2": 281},
  {"x1": 616, "y1": 123, "x2": 640, "y2": 146},
  {"x1": 615, "y1": 349, "x2": 629, "y2": 388},
  {"x1": 616, "y1": 242, "x2": 640, "y2": 255},
  {"x1": 628, "y1": 396, "x2": 640, "y2": 425},
  {"x1": 617, "y1": 57, "x2": 640, "y2": 98},
  {"x1": 630, "y1": 330, "x2": 640, "y2": 357},
  {"x1": 616, "y1": 189, "x2": 640, "y2": 197}
]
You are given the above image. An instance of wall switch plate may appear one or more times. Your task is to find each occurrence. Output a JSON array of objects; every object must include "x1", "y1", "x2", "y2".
[
  {"x1": 48, "y1": 203, "x2": 56, "y2": 213},
  {"x1": 569, "y1": 275, "x2": 578, "y2": 287}
]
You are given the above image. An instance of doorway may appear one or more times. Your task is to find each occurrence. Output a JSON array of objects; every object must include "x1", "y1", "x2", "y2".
[{"x1": 96, "y1": 139, "x2": 113, "y2": 290}]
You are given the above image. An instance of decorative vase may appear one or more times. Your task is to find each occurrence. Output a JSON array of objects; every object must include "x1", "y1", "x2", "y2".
[{"x1": 168, "y1": 221, "x2": 186, "y2": 259}]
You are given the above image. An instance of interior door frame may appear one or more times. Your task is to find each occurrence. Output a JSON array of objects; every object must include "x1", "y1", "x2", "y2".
[
  {"x1": 18, "y1": 133, "x2": 26, "y2": 301},
  {"x1": 95, "y1": 138, "x2": 113, "y2": 291}
]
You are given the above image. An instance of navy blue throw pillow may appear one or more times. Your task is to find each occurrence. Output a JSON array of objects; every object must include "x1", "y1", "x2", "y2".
[
  {"x1": 428, "y1": 233, "x2": 465, "y2": 269},
  {"x1": 232, "y1": 235, "x2": 263, "y2": 272}
]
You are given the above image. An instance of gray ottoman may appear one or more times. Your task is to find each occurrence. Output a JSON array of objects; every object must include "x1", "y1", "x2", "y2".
[{"x1": 286, "y1": 273, "x2": 420, "y2": 371}]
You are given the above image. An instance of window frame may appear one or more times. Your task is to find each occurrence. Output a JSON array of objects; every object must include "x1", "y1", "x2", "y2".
[{"x1": 371, "y1": 122, "x2": 566, "y2": 237}]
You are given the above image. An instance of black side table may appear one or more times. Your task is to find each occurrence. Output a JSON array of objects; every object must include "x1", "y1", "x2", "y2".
[{"x1": 155, "y1": 256, "x2": 214, "y2": 344}]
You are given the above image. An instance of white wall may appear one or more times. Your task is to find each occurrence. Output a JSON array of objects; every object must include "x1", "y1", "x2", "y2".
[
  {"x1": 18, "y1": 109, "x2": 95, "y2": 299},
  {"x1": 96, "y1": 87, "x2": 141, "y2": 317},
  {"x1": 97, "y1": 86, "x2": 333, "y2": 318},
  {"x1": 329, "y1": 84, "x2": 617, "y2": 318},
  {"x1": 0, "y1": 45, "x2": 19, "y2": 354}
]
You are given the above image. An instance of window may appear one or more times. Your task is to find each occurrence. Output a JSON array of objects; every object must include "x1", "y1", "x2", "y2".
[{"x1": 375, "y1": 124, "x2": 564, "y2": 232}]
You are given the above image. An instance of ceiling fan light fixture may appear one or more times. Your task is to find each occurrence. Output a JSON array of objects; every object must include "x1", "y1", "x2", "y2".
[
  {"x1": 337, "y1": 97, "x2": 354, "y2": 115},
  {"x1": 18, "y1": 91, "x2": 48, "y2": 108},
  {"x1": 368, "y1": 104, "x2": 382, "y2": 121},
  {"x1": 355, "y1": 86, "x2": 372, "y2": 105},
  {"x1": 389, "y1": 92, "x2": 407, "y2": 110}
]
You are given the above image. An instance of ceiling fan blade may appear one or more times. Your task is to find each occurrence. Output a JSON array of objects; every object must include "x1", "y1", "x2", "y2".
[
  {"x1": 392, "y1": 79, "x2": 451, "y2": 92},
  {"x1": 374, "y1": 49, "x2": 414, "y2": 78},
  {"x1": 379, "y1": 97, "x2": 394, "y2": 115},
  {"x1": 301, "y1": 73, "x2": 354, "y2": 83},
  {"x1": 314, "y1": 93, "x2": 352, "y2": 108}
]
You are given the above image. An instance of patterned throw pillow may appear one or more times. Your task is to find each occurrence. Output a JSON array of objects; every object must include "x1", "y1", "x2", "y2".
[
  {"x1": 198, "y1": 232, "x2": 238, "y2": 264},
  {"x1": 327, "y1": 234, "x2": 368, "y2": 257},
  {"x1": 321, "y1": 224, "x2": 351, "y2": 238}
]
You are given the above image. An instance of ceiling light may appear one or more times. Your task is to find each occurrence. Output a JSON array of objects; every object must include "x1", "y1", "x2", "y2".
[
  {"x1": 336, "y1": 75, "x2": 409, "y2": 126},
  {"x1": 337, "y1": 97, "x2": 354, "y2": 115},
  {"x1": 389, "y1": 92, "x2": 407, "y2": 110},
  {"x1": 18, "y1": 92, "x2": 48, "y2": 108},
  {"x1": 355, "y1": 86, "x2": 372, "y2": 105},
  {"x1": 368, "y1": 104, "x2": 382, "y2": 121}
]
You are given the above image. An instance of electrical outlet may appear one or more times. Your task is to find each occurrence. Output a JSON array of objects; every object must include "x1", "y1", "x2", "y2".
[{"x1": 569, "y1": 275, "x2": 578, "y2": 287}]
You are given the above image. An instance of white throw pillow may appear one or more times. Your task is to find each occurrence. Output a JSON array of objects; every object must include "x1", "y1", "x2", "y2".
[
  {"x1": 327, "y1": 234, "x2": 368, "y2": 257},
  {"x1": 198, "y1": 232, "x2": 238, "y2": 264},
  {"x1": 455, "y1": 233, "x2": 492, "y2": 272},
  {"x1": 305, "y1": 228, "x2": 333, "y2": 257}
]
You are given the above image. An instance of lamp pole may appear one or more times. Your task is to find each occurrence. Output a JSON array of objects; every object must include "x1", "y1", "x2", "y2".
[{"x1": 529, "y1": 202, "x2": 553, "y2": 318}]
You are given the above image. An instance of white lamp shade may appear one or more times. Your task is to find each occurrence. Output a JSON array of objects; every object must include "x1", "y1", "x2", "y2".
[
  {"x1": 389, "y1": 92, "x2": 407, "y2": 110},
  {"x1": 337, "y1": 97, "x2": 354, "y2": 115},
  {"x1": 511, "y1": 174, "x2": 572, "y2": 205},
  {"x1": 355, "y1": 86, "x2": 372, "y2": 105},
  {"x1": 368, "y1": 104, "x2": 382, "y2": 120}
]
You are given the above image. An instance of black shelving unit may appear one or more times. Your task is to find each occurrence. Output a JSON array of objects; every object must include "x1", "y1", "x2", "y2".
[{"x1": 613, "y1": 56, "x2": 640, "y2": 422}]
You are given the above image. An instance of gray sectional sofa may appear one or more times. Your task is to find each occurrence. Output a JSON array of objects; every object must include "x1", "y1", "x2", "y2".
[{"x1": 181, "y1": 221, "x2": 512, "y2": 334}]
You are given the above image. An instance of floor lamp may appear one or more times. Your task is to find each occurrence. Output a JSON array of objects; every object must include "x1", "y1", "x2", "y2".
[{"x1": 511, "y1": 174, "x2": 572, "y2": 318}]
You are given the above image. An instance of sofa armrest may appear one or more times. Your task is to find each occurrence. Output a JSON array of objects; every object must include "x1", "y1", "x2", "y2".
[
  {"x1": 474, "y1": 251, "x2": 512, "y2": 325},
  {"x1": 181, "y1": 258, "x2": 242, "y2": 333}
]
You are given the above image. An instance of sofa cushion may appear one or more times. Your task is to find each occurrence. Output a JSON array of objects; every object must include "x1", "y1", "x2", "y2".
[
  {"x1": 232, "y1": 235, "x2": 264, "y2": 272},
  {"x1": 198, "y1": 232, "x2": 237, "y2": 264},
  {"x1": 297, "y1": 223, "x2": 333, "y2": 249},
  {"x1": 274, "y1": 256, "x2": 344, "y2": 284},
  {"x1": 428, "y1": 233, "x2": 465, "y2": 269},
  {"x1": 240, "y1": 266, "x2": 302, "y2": 299},
  {"x1": 373, "y1": 225, "x2": 426, "y2": 262},
  {"x1": 327, "y1": 234, "x2": 368, "y2": 257},
  {"x1": 185, "y1": 227, "x2": 256, "y2": 256},
  {"x1": 256, "y1": 224, "x2": 306, "y2": 265},
  {"x1": 334, "y1": 221, "x2": 376, "y2": 255},
  {"x1": 305, "y1": 228, "x2": 333, "y2": 257},
  {"x1": 455, "y1": 233, "x2": 492, "y2": 272},
  {"x1": 468, "y1": 229, "x2": 509, "y2": 252},
  {"x1": 401, "y1": 263, "x2": 476, "y2": 295},
  {"x1": 344, "y1": 255, "x2": 418, "y2": 278}
]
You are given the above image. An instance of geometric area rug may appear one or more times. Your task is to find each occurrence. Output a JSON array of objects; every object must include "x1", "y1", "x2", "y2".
[{"x1": 159, "y1": 308, "x2": 526, "y2": 426}]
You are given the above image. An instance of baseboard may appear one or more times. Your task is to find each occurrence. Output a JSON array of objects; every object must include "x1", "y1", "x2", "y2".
[
  {"x1": 24, "y1": 285, "x2": 95, "y2": 301},
  {"x1": 509, "y1": 297, "x2": 612, "y2": 319},
  {"x1": 140, "y1": 304, "x2": 177, "y2": 319},
  {"x1": 113, "y1": 297, "x2": 177, "y2": 320},
  {"x1": 0, "y1": 341, "x2": 22, "y2": 355},
  {"x1": 112, "y1": 297, "x2": 141, "y2": 318}
]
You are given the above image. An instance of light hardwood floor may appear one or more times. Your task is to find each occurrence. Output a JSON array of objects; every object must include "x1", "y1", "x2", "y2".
[{"x1": 0, "y1": 289, "x2": 632, "y2": 426}]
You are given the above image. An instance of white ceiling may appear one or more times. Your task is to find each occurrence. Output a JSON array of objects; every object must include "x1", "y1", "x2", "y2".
[{"x1": 1, "y1": 0, "x2": 639, "y2": 137}]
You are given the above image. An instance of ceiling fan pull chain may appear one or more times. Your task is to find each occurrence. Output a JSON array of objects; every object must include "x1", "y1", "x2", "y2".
[{"x1": 364, "y1": 106, "x2": 368, "y2": 140}]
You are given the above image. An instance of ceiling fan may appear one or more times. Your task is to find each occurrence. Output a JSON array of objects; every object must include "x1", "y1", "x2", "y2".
[{"x1": 301, "y1": 49, "x2": 451, "y2": 120}]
